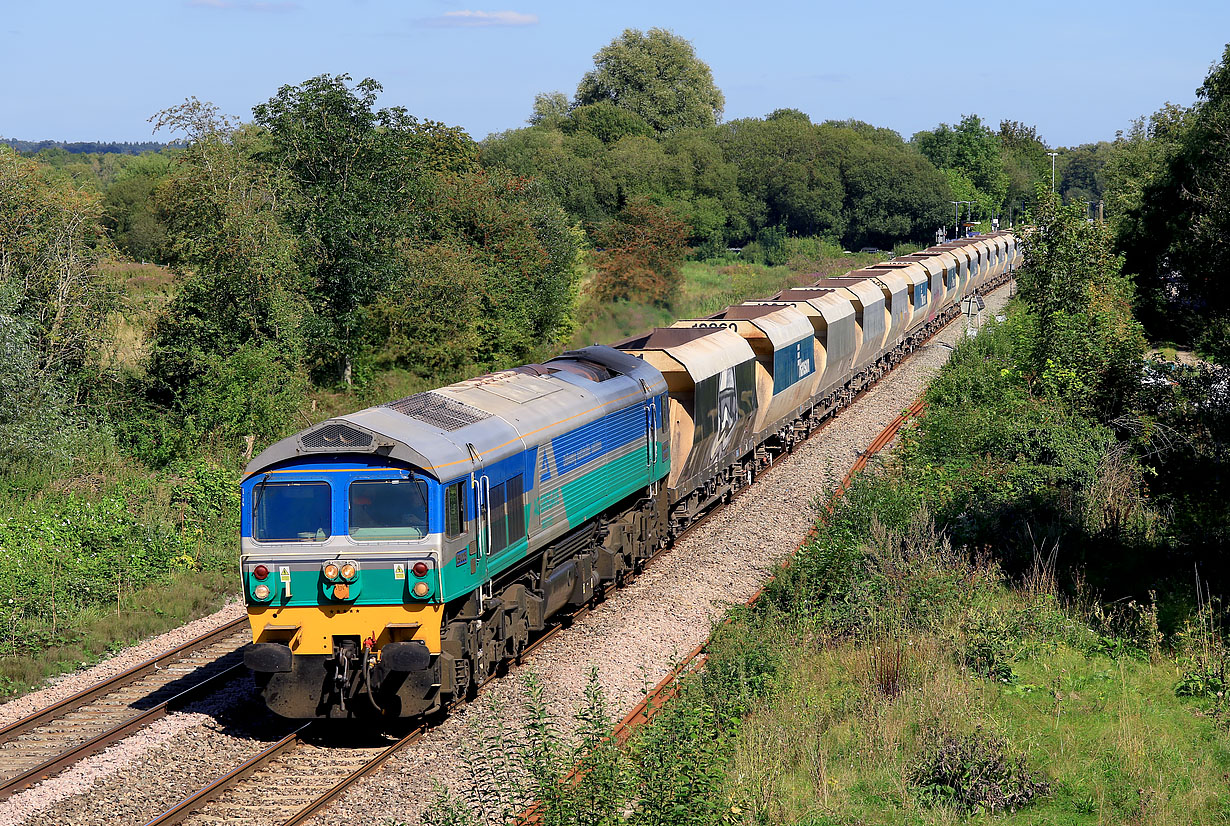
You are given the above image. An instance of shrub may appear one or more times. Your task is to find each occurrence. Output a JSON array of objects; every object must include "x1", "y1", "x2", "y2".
[
  {"x1": 590, "y1": 199, "x2": 690, "y2": 306},
  {"x1": 910, "y1": 728, "x2": 1050, "y2": 814}
]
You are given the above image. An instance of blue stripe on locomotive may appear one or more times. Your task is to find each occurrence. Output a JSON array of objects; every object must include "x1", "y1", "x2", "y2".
[
  {"x1": 772, "y1": 338, "x2": 816, "y2": 394},
  {"x1": 541, "y1": 394, "x2": 665, "y2": 482}
]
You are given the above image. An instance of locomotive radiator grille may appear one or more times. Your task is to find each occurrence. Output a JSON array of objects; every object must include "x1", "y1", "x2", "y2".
[
  {"x1": 300, "y1": 423, "x2": 374, "y2": 450},
  {"x1": 385, "y1": 392, "x2": 491, "y2": 432}
]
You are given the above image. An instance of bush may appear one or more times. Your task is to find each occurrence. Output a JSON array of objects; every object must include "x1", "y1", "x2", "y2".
[
  {"x1": 910, "y1": 728, "x2": 1050, "y2": 814},
  {"x1": 590, "y1": 199, "x2": 690, "y2": 306}
]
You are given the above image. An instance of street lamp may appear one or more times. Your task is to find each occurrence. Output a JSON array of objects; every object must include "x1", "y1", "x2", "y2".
[{"x1": 1047, "y1": 152, "x2": 1059, "y2": 192}]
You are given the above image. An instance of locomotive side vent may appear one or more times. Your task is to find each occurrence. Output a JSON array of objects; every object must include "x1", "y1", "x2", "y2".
[
  {"x1": 385, "y1": 392, "x2": 492, "y2": 432},
  {"x1": 300, "y1": 423, "x2": 375, "y2": 450}
]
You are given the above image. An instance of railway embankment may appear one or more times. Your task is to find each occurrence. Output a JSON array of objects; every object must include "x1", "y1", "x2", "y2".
[
  {"x1": 0, "y1": 284, "x2": 1014, "y2": 826},
  {"x1": 408, "y1": 202, "x2": 1230, "y2": 825}
]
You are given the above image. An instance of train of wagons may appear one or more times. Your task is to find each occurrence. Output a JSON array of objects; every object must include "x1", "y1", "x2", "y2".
[{"x1": 240, "y1": 232, "x2": 1019, "y2": 719}]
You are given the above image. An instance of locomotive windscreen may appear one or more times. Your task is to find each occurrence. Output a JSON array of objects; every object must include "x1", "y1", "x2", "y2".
[
  {"x1": 253, "y1": 481, "x2": 332, "y2": 542},
  {"x1": 349, "y1": 478, "x2": 429, "y2": 540}
]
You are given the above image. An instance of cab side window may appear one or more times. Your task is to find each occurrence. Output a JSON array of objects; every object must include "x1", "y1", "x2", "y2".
[{"x1": 445, "y1": 481, "x2": 467, "y2": 538}]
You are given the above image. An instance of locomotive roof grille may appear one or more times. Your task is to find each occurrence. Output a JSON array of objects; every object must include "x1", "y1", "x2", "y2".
[
  {"x1": 385, "y1": 391, "x2": 492, "y2": 432},
  {"x1": 300, "y1": 423, "x2": 374, "y2": 450}
]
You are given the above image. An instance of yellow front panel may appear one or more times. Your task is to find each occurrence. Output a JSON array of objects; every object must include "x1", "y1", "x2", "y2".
[{"x1": 248, "y1": 604, "x2": 445, "y2": 655}]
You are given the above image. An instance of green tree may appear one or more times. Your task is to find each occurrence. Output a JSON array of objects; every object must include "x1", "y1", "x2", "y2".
[
  {"x1": 563, "y1": 101, "x2": 655, "y2": 144},
  {"x1": 1013, "y1": 191, "x2": 1145, "y2": 417},
  {"x1": 998, "y1": 120, "x2": 1048, "y2": 215},
  {"x1": 419, "y1": 168, "x2": 583, "y2": 364},
  {"x1": 575, "y1": 28, "x2": 725, "y2": 135},
  {"x1": 1117, "y1": 45, "x2": 1230, "y2": 359},
  {"x1": 835, "y1": 128, "x2": 949, "y2": 249},
  {"x1": 252, "y1": 74, "x2": 476, "y2": 384},
  {"x1": 148, "y1": 97, "x2": 308, "y2": 452},
  {"x1": 528, "y1": 91, "x2": 569, "y2": 128},
  {"x1": 714, "y1": 115, "x2": 845, "y2": 242},
  {"x1": 0, "y1": 146, "x2": 112, "y2": 464},
  {"x1": 913, "y1": 114, "x2": 1009, "y2": 216},
  {"x1": 0, "y1": 144, "x2": 113, "y2": 377},
  {"x1": 102, "y1": 151, "x2": 174, "y2": 263}
]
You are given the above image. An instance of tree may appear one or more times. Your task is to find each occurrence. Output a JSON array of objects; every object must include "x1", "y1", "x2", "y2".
[
  {"x1": 252, "y1": 74, "x2": 477, "y2": 384},
  {"x1": 0, "y1": 145, "x2": 112, "y2": 464},
  {"x1": 913, "y1": 114, "x2": 1009, "y2": 216},
  {"x1": 713, "y1": 115, "x2": 845, "y2": 242},
  {"x1": 1013, "y1": 191, "x2": 1145, "y2": 417},
  {"x1": 529, "y1": 91, "x2": 569, "y2": 128},
  {"x1": 834, "y1": 128, "x2": 949, "y2": 249},
  {"x1": 575, "y1": 28, "x2": 724, "y2": 135},
  {"x1": 590, "y1": 199, "x2": 690, "y2": 306},
  {"x1": 0, "y1": 144, "x2": 113, "y2": 377},
  {"x1": 102, "y1": 151, "x2": 173, "y2": 263},
  {"x1": 998, "y1": 120, "x2": 1049, "y2": 214},
  {"x1": 563, "y1": 102, "x2": 655, "y2": 144},
  {"x1": 148, "y1": 98, "x2": 308, "y2": 450},
  {"x1": 1117, "y1": 45, "x2": 1230, "y2": 360},
  {"x1": 418, "y1": 168, "x2": 583, "y2": 364}
]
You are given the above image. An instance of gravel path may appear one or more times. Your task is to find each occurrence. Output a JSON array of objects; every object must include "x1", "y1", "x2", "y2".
[{"x1": 0, "y1": 287, "x2": 1010, "y2": 826}]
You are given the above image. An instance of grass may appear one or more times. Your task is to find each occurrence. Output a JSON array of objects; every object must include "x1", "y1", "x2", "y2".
[
  {"x1": 722, "y1": 573, "x2": 1230, "y2": 825},
  {"x1": 96, "y1": 260, "x2": 176, "y2": 374},
  {"x1": 0, "y1": 571, "x2": 234, "y2": 697},
  {"x1": 570, "y1": 248, "x2": 888, "y2": 348}
]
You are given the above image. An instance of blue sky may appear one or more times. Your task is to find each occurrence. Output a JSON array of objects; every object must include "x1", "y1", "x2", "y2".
[{"x1": 3, "y1": 1, "x2": 1227, "y2": 147}]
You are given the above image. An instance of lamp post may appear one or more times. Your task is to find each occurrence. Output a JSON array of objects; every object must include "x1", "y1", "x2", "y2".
[{"x1": 1047, "y1": 152, "x2": 1059, "y2": 192}]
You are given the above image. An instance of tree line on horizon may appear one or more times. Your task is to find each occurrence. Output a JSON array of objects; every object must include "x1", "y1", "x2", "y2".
[{"x1": 2, "y1": 29, "x2": 1228, "y2": 474}]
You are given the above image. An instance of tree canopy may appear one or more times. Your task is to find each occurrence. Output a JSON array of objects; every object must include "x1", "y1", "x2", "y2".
[{"x1": 575, "y1": 28, "x2": 725, "y2": 135}]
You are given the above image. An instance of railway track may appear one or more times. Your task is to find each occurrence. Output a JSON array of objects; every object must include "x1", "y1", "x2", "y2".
[
  {"x1": 0, "y1": 617, "x2": 249, "y2": 802},
  {"x1": 138, "y1": 276, "x2": 1013, "y2": 826},
  {"x1": 2, "y1": 276, "x2": 1011, "y2": 826}
]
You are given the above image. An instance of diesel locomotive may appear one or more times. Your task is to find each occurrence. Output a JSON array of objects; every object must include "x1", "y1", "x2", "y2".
[{"x1": 240, "y1": 233, "x2": 1018, "y2": 719}]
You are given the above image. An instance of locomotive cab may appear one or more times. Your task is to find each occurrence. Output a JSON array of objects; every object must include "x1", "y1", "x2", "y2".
[{"x1": 241, "y1": 455, "x2": 461, "y2": 718}]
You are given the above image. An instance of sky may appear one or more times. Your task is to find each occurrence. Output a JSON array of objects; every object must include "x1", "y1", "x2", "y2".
[{"x1": 2, "y1": 0, "x2": 1228, "y2": 148}]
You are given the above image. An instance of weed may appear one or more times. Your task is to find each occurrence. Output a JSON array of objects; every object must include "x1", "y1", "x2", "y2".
[{"x1": 909, "y1": 726, "x2": 1050, "y2": 814}]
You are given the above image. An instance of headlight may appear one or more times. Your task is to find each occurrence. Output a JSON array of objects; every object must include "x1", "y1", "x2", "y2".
[
  {"x1": 323, "y1": 563, "x2": 340, "y2": 581},
  {"x1": 253, "y1": 584, "x2": 271, "y2": 600},
  {"x1": 412, "y1": 581, "x2": 430, "y2": 598},
  {"x1": 339, "y1": 562, "x2": 357, "y2": 581}
]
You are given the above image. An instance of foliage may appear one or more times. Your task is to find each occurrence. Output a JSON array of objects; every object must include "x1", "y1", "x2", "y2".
[
  {"x1": 252, "y1": 74, "x2": 477, "y2": 383},
  {"x1": 419, "y1": 168, "x2": 583, "y2": 365},
  {"x1": 575, "y1": 28, "x2": 724, "y2": 135},
  {"x1": 912, "y1": 114, "x2": 1009, "y2": 218},
  {"x1": 1014, "y1": 191, "x2": 1146, "y2": 417},
  {"x1": 101, "y1": 151, "x2": 174, "y2": 263},
  {"x1": 423, "y1": 669, "x2": 727, "y2": 826},
  {"x1": 148, "y1": 98, "x2": 308, "y2": 451},
  {"x1": 910, "y1": 728, "x2": 1050, "y2": 813},
  {"x1": 0, "y1": 460, "x2": 237, "y2": 659},
  {"x1": 1116, "y1": 45, "x2": 1230, "y2": 354},
  {"x1": 589, "y1": 199, "x2": 690, "y2": 306},
  {"x1": 0, "y1": 144, "x2": 114, "y2": 377}
]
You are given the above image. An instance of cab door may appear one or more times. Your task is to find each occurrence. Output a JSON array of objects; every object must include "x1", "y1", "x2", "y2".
[{"x1": 441, "y1": 476, "x2": 482, "y2": 586}]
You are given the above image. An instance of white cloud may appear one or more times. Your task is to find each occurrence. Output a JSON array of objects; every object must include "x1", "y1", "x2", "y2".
[{"x1": 417, "y1": 9, "x2": 539, "y2": 28}]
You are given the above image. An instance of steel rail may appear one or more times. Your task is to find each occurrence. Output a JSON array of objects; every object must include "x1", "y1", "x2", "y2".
[
  {"x1": 144, "y1": 273, "x2": 1014, "y2": 826},
  {"x1": 0, "y1": 616, "x2": 247, "y2": 744},
  {"x1": 0, "y1": 661, "x2": 246, "y2": 801}
]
